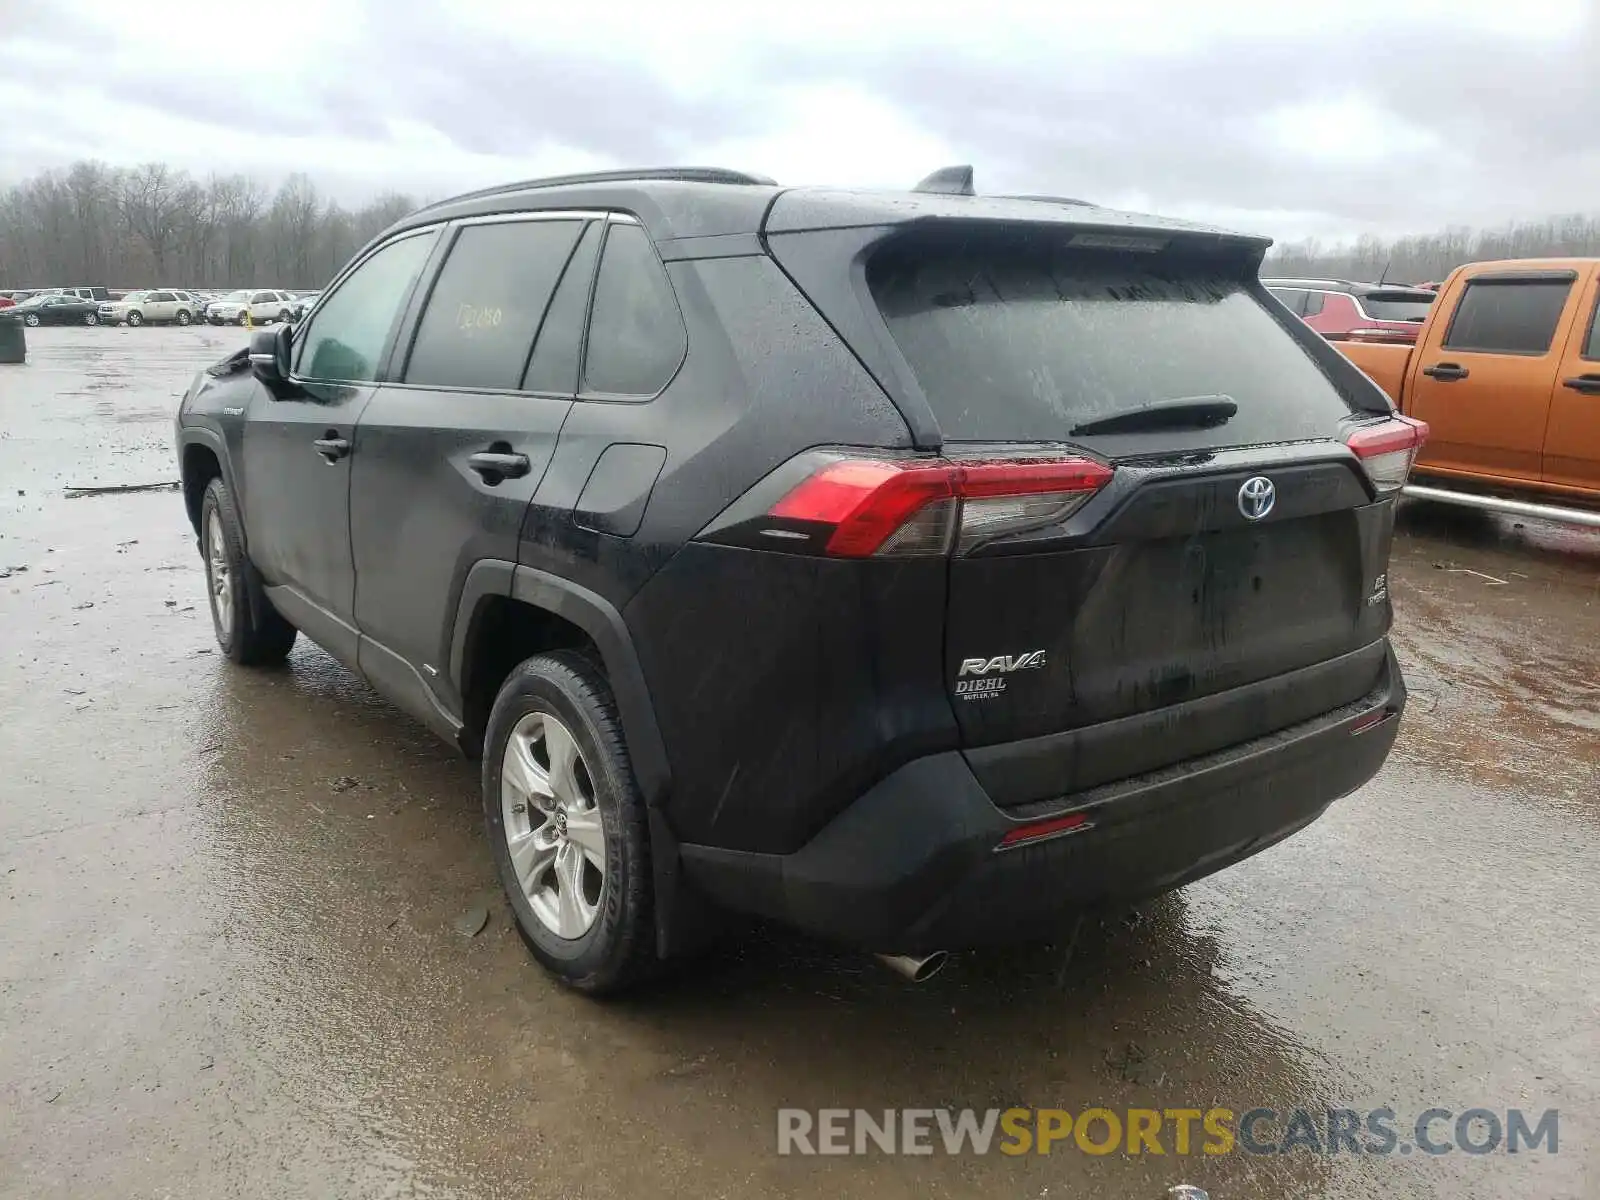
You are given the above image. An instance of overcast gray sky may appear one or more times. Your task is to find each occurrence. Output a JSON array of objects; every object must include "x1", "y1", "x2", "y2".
[{"x1": 2, "y1": 0, "x2": 1595, "y2": 243}]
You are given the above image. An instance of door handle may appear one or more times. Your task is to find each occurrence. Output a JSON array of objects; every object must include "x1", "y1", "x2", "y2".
[
  {"x1": 1561, "y1": 374, "x2": 1600, "y2": 395},
  {"x1": 1422, "y1": 362, "x2": 1469, "y2": 382},
  {"x1": 467, "y1": 450, "x2": 531, "y2": 481},
  {"x1": 312, "y1": 434, "x2": 351, "y2": 462}
]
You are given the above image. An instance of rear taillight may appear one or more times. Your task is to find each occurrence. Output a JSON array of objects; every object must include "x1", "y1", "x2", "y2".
[
  {"x1": 769, "y1": 456, "x2": 1114, "y2": 557},
  {"x1": 1347, "y1": 416, "x2": 1429, "y2": 492}
]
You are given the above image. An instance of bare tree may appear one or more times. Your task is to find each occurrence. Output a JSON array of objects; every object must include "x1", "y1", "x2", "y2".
[
  {"x1": 1269, "y1": 214, "x2": 1600, "y2": 283},
  {"x1": 116, "y1": 163, "x2": 187, "y2": 280}
]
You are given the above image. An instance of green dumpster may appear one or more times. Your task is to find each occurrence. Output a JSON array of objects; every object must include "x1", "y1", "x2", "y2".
[{"x1": 0, "y1": 312, "x2": 24, "y2": 365}]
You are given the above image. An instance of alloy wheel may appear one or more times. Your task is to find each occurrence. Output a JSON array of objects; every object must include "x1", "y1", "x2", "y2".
[
  {"x1": 500, "y1": 711, "x2": 606, "y2": 939},
  {"x1": 204, "y1": 510, "x2": 232, "y2": 641}
]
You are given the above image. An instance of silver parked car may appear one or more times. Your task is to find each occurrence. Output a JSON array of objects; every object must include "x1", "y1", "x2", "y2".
[{"x1": 99, "y1": 290, "x2": 204, "y2": 326}]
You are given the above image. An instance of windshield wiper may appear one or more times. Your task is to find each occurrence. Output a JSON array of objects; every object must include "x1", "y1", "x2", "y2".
[{"x1": 1069, "y1": 395, "x2": 1238, "y2": 436}]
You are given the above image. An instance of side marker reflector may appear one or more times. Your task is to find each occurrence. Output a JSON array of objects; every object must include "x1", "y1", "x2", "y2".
[{"x1": 996, "y1": 811, "x2": 1093, "y2": 850}]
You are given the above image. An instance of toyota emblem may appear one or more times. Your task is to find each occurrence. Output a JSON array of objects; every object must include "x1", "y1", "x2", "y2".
[{"x1": 1238, "y1": 476, "x2": 1276, "y2": 520}]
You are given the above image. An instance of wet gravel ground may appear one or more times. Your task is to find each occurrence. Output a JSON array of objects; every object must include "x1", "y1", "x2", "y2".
[{"x1": 2, "y1": 327, "x2": 1597, "y2": 1200}]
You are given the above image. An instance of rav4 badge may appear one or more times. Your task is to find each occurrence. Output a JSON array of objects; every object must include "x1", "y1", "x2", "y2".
[{"x1": 954, "y1": 651, "x2": 1047, "y2": 701}]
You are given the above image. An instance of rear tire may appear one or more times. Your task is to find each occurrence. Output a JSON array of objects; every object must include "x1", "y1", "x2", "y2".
[
  {"x1": 199, "y1": 478, "x2": 297, "y2": 666},
  {"x1": 483, "y1": 651, "x2": 657, "y2": 995},
  {"x1": 177, "y1": 310, "x2": 192, "y2": 326},
  {"x1": 83, "y1": 313, "x2": 98, "y2": 326}
]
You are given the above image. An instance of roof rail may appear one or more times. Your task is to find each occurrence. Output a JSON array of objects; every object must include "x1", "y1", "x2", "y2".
[{"x1": 416, "y1": 167, "x2": 778, "y2": 213}]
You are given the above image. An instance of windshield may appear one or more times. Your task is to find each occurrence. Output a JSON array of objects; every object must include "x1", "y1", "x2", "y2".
[
  {"x1": 1360, "y1": 292, "x2": 1435, "y2": 322},
  {"x1": 868, "y1": 237, "x2": 1354, "y2": 445},
  {"x1": 122, "y1": 291, "x2": 147, "y2": 303},
  {"x1": 220, "y1": 290, "x2": 250, "y2": 302}
]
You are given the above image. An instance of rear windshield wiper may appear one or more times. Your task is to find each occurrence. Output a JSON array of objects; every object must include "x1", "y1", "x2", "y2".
[{"x1": 1069, "y1": 395, "x2": 1238, "y2": 436}]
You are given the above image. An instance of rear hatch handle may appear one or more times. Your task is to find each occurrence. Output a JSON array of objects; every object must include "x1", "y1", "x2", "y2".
[{"x1": 1422, "y1": 362, "x2": 1469, "y2": 382}]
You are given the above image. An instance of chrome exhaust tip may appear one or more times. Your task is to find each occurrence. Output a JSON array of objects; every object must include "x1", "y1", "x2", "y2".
[{"x1": 874, "y1": 951, "x2": 949, "y2": 983}]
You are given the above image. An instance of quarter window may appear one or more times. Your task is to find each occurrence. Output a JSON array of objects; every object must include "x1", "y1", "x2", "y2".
[
  {"x1": 1585, "y1": 294, "x2": 1600, "y2": 360},
  {"x1": 296, "y1": 231, "x2": 437, "y2": 383},
  {"x1": 1301, "y1": 291, "x2": 1325, "y2": 317},
  {"x1": 582, "y1": 223, "x2": 686, "y2": 396},
  {"x1": 1442, "y1": 279, "x2": 1572, "y2": 355},
  {"x1": 404, "y1": 219, "x2": 583, "y2": 391}
]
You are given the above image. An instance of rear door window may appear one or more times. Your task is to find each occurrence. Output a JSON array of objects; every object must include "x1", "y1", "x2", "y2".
[
  {"x1": 404, "y1": 218, "x2": 583, "y2": 391},
  {"x1": 1586, "y1": 294, "x2": 1600, "y2": 360},
  {"x1": 1301, "y1": 290, "x2": 1325, "y2": 317},
  {"x1": 1442, "y1": 279, "x2": 1572, "y2": 355},
  {"x1": 523, "y1": 221, "x2": 601, "y2": 394},
  {"x1": 582, "y1": 223, "x2": 686, "y2": 397},
  {"x1": 868, "y1": 238, "x2": 1354, "y2": 445}
]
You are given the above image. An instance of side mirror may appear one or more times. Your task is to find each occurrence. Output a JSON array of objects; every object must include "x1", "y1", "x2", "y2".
[{"x1": 248, "y1": 324, "x2": 291, "y2": 385}]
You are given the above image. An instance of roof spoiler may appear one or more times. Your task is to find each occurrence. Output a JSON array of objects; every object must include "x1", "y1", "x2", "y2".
[{"x1": 912, "y1": 165, "x2": 976, "y2": 196}]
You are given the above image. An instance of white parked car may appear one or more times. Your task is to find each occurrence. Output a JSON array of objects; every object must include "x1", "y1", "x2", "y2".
[
  {"x1": 98, "y1": 290, "x2": 205, "y2": 326},
  {"x1": 206, "y1": 289, "x2": 296, "y2": 326}
]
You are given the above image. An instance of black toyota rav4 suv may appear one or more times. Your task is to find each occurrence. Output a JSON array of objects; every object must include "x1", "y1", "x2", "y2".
[{"x1": 175, "y1": 166, "x2": 1422, "y2": 994}]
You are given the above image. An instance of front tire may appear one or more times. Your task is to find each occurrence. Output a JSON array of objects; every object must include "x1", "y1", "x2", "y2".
[
  {"x1": 23, "y1": 313, "x2": 39, "y2": 327},
  {"x1": 484, "y1": 652, "x2": 656, "y2": 995},
  {"x1": 126, "y1": 310, "x2": 144, "y2": 327},
  {"x1": 236, "y1": 312, "x2": 249, "y2": 326},
  {"x1": 199, "y1": 478, "x2": 297, "y2": 665}
]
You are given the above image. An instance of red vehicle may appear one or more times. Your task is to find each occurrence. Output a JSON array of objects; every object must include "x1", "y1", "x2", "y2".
[{"x1": 1264, "y1": 278, "x2": 1437, "y2": 345}]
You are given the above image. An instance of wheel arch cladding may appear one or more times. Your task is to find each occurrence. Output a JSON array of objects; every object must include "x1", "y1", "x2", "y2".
[
  {"x1": 449, "y1": 560, "x2": 671, "y2": 807},
  {"x1": 180, "y1": 437, "x2": 225, "y2": 533}
]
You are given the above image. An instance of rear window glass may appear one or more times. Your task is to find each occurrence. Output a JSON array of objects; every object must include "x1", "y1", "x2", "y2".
[
  {"x1": 1360, "y1": 292, "x2": 1434, "y2": 322},
  {"x1": 869, "y1": 241, "x2": 1353, "y2": 444},
  {"x1": 1443, "y1": 279, "x2": 1571, "y2": 355},
  {"x1": 1268, "y1": 288, "x2": 1307, "y2": 315},
  {"x1": 405, "y1": 219, "x2": 583, "y2": 391}
]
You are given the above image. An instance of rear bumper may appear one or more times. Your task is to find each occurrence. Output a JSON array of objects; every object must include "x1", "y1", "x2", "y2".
[{"x1": 679, "y1": 643, "x2": 1404, "y2": 952}]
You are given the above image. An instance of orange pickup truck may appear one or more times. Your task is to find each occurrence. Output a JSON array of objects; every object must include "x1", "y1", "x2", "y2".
[{"x1": 1338, "y1": 258, "x2": 1600, "y2": 525}]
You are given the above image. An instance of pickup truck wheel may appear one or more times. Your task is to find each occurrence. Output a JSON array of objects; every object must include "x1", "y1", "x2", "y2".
[
  {"x1": 199, "y1": 478, "x2": 297, "y2": 666},
  {"x1": 484, "y1": 651, "x2": 656, "y2": 995}
]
